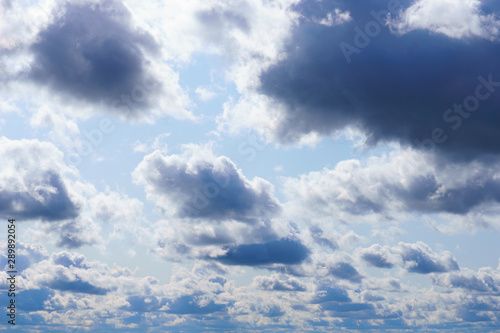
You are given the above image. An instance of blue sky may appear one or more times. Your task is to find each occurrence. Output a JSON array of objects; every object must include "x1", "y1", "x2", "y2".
[{"x1": 1, "y1": 0, "x2": 500, "y2": 331}]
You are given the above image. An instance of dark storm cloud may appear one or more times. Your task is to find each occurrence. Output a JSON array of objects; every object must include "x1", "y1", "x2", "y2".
[
  {"x1": 27, "y1": 0, "x2": 159, "y2": 115},
  {"x1": 259, "y1": 0, "x2": 500, "y2": 161},
  {"x1": 0, "y1": 171, "x2": 79, "y2": 221},
  {"x1": 214, "y1": 239, "x2": 309, "y2": 266}
]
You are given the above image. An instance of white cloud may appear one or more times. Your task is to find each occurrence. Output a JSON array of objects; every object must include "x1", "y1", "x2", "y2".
[
  {"x1": 195, "y1": 86, "x2": 218, "y2": 101},
  {"x1": 132, "y1": 143, "x2": 280, "y2": 222},
  {"x1": 132, "y1": 133, "x2": 170, "y2": 154},
  {"x1": 282, "y1": 147, "x2": 500, "y2": 231},
  {"x1": 390, "y1": 0, "x2": 500, "y2": 40},
  {"x1": 315, "y1": 9, "x2": 352, "y2": 27}
]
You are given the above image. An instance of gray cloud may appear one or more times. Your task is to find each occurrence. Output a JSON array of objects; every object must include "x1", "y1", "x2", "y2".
[
  {"x1": 253, "y1": 274, "x2": 307, "y2": 291},
  {"x1": 432, "y1": 268, "x2": 500, "y2": 292},
  {"x1": 214, "y1": 238, "x2": 310, "y2": 266},
  {"x1": 25, "y1": 0, "x2": 160, "y2": 116},
  {"x1": 329, "y1": 262, "x2": 364, "y2": 282},
  {"x1": 398, "y1": 242, "x2": 459, "y2": 274},
  {"x1": 359, "y1": 242, "x2": 459, "y2": 274},
  {"x1": 311, "y1": 285, "x2": 351, "y2": 303},
  {"x1": 0, "y1": 171, "x2": 79, "y2": 221},
  {"x1": 0, "y1": 137, "x2": 80, "y2": 222},
  {"x1": 283, "y1": 148, "x2": 500, "y2": 230},
  {"x1": 256, "y1": 0, "x2": 500, "y2": 161},
  {"x1": 133, "y1": 147, "x2": 281, "y2": 223}
]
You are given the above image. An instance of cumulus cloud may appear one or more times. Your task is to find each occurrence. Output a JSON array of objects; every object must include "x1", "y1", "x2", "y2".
[
  {"x1": 311, "y1": 285, "x2": 351, "y2": 303},
  {"x1": 431, "y1": 267, "x2": 500, "y2": 292},
  {"x1": 358, "y1": 244, "x2": 396, "y2": 269},
  {"x1": 2, "y1": 0, "x2": 193, "y2": 122},
  {"x1": 214, "y1": 239, "x2": 310, "y2": 266},
  {"x1": 396, "y1": 242, "x2": 459, "y2": 274},
  {"x1": 28, "y1": 1, "x2": 158, "y2": 107},
  {"x1": 133, "y1": 143, "x2": 280, "y2": 222},
  {"x1": 390, "y1": 0, "x2": 500, "y2": 40},
  {"x1": 315, "y1": 9, "x2": 352, "y2": 27},
  {"x1": 0, "y1": 243, "x2": 237, "y2": 328},
  {"x1": 0, "y1": 137, "x2": 80, "y2": 221},
  {"x1": 283, "y1": 148, "x2": 500, "y2": 230},
  {"x1": 0, "y1": 137, "x2": 150, "y2": 248},
  {"x1": 328, "y1": 262, "x2": 364, "y2": 282},
  {"x1": 253, "y1": 274, "x2": 307, "y2": 291},
  {"x1": 0, "y1": 137, "x2": 105, "y2": 248},
  {"x1": 132, "y1": 144, "x2": 300, "y2": 264},
  {"x1": 0, "y1": 243, "x2": 48, "y2": 273},
  {"x1": 0, "y1": 242, "x2": 496, "y2": 331},
  {"x1": 358, "y1": 242, "x2": 459, "y2": 274},
  {"x1": 221, "y1": 0, "x2": 500, "y2": 161}
]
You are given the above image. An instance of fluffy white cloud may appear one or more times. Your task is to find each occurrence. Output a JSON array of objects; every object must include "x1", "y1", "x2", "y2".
[
  {"x1": 357, "y1": 242, "x2": 459, "y2": 274},
  {"x1": 390, "y1": 0, "x2": 500, "y2": 40},
  {"x1": 431, "y1": 267, "x2": 500, "y2": 292},
  {"x1": 133, "y1": 143, "x2": 280, "y2": 222},
  {"x1": 0, "y1": 136, "x2": 81, "y2": 221},
  {"x1": 282, "y1": 147, "x2": 500, "y2": 231}
]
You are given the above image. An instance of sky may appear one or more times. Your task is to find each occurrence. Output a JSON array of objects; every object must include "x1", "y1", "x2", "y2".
[{"x1": 1, "y1": 0, "x2": 500, "y2": 331}]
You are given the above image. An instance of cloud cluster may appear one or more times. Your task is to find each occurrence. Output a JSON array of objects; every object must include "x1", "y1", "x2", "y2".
[
  {"x1": 283, "y1": 148, "x2": 500, "y2": 230},
  {"x1": 358, "y1": 242, "x2": 460, "y2": 274},
  {"x1": 132, "y1": 143, "x2": 311, "y2": 266},
  {"x1": 0, "y1": 137, "x2": 152, "y2": 248},
  {"x1": 0, "y1": 240, "x2": 499, "y2": 330}
]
